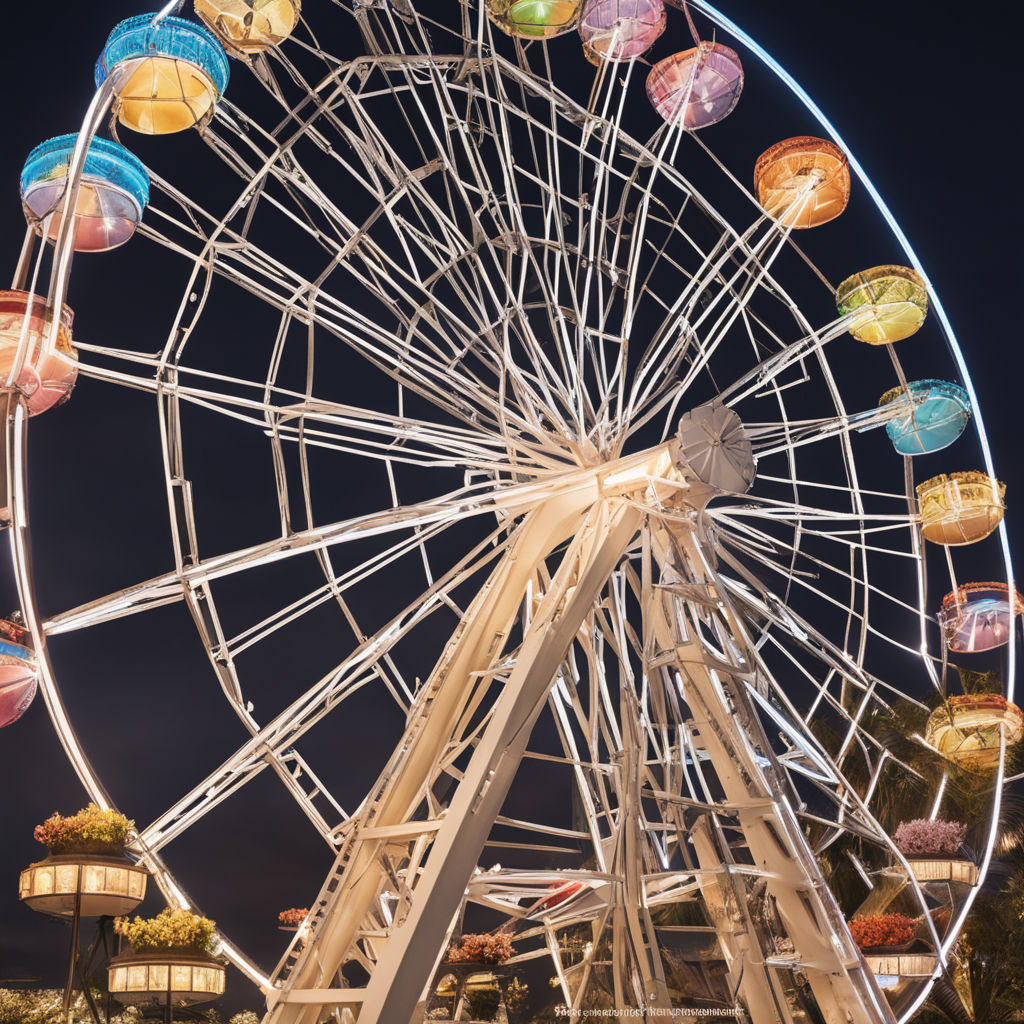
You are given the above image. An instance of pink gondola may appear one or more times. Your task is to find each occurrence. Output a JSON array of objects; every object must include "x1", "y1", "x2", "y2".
[
  {"x1": 646, "y1": 42, "x2": 743, "y2": 129},
  {"x1": 578, "y1": 0, "x2": 665, "y2": 63},
  {"x1": 0, "y1": 617, "x2": 36, "y2": 728},
  {"x1": 939, "y1": 583, "x2": 1024, "y2": 653},
  {"x1": 0, "y1": 291, "x2": 77, "y2": 416}
]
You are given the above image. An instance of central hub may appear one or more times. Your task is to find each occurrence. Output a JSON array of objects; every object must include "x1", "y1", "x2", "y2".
[{"x1": 673, "y1": 403, "x2": 756, "y2": 495}]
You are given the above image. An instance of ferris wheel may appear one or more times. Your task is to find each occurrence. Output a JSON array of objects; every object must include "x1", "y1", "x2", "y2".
[{"x1": 4, "y1": 1, "x2": 1022, "y2": 1023}]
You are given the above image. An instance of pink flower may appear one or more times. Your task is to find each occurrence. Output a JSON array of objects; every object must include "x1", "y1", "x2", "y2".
[
  {"x1": 894, "y1": 819, "x2": 967, "y2": 857},
  {"x1": 445, "y1": 932, "x2": 513, "y2": 964}
]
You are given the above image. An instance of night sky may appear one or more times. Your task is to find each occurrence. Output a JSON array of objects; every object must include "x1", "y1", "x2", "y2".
[{"x1": 0, "y1": 1, "x2": 1022, "y2": 1018}]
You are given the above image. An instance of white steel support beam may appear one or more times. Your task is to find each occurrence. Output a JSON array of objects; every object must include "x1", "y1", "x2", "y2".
[
  {"x1": 267, "y1": 445, "x2": 685, "y2": 1023},
  {"x1": 355, "y1": 500, "x2": 643, "y2": 1022},
  {"x1": 649, "y1": 520, "x2": 896, "y2": 1024},
  {"x1": 613, "y1": 703, "x2": 673, "y2": 1010}
]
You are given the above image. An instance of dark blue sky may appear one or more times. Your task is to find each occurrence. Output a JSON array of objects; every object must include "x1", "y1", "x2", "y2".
[{"x1": 0, "y1": 1, "x2": 1020, "y2": 1016}]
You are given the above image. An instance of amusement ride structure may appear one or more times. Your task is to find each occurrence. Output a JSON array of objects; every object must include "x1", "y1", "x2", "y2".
[{"x1": 3, "y1": 1, "x2": 1022, "y2": 1022}]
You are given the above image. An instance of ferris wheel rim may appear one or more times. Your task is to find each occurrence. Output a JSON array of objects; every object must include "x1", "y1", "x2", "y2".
[{"x1": 6, "y1": 2, "x2": 1013, "y2": 1018}]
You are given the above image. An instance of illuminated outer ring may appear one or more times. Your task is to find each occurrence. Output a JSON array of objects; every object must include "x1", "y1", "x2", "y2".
[
  {"x1": 11, "y1": 4, "x2": 1012, "y2": 1015},
  {"x1": 691, "y1": 1, "x2": 1014, "y2": 1016}
]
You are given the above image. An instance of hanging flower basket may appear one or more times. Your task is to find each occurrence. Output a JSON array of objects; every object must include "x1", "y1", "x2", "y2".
[
  {"x1": 110, "y1": 909, "x2": 224, "y2": 1005},
  {"x1": 278, "y1": 906, "x2": 309, "y2": 932},
  {"x1": 20, "y1": 803, "x2": 146, "y2": 917},
  {"x1": 443, "y1": 933, "x2": 513, "y2": 965},
  {"x1": 850, "y1": 913, "x2": 938, "y2": 982},
  {"x1": 108, "y1": 951, "x2": 226, "y2": 1006},
  {"x1": 894, "y1": 818, "x2": 977, "y2": 884}
]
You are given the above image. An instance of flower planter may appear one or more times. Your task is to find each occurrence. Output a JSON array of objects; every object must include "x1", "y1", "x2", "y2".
[
  {"x1": 277, "y1": 907, "x2": 308, "y2": 932},
  {"x1": 925, "y1": 694, "x2": 1024, "y2": 772},
  {"x1": 848, "y1": 912, "x2": 918, "y2": 967},
  {"x1": 108, "y1": 951, "x2": 225, "y2": 1005},
  {"x1": 19, "y1": 852, "x2": 147, "y2": 917},
  {"x1": 445, "y1": 933, "x2": 513, "y2": 966},
  {"x1": 440, "y1": 962, "x2": 511, "y2": 975},
  {"x1": 50, "y1": 839, "x2": 127, "y2": 856},
  {"x1": 905, "y1": 857, "x2": 978, "y2": 886},
  {"x1": 861, "y1": 940, "x2": 915, "y2": 956}
]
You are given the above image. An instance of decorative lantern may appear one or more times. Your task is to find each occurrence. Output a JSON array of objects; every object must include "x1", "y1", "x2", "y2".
[
  {"x1": 754, "y1": 137, "x2": 849, "y2": 229},
  {"x1": 195, "y1": 0, "x2": 301, "y2": 55},
  {"x1": 925, "y1": 694, "x2": 1024, "y2": 773},
  {"x1": 646, "y1": 43, "x2": 743, "y2": 130},
  {"x1": 837, "y1": 265, "x2": 928, "y2": 344},
  {"x1": 877, "y1": 380, "x2": 970, "y2": 456},
  {"x1": 20, "y1": 854, "x2": 148, "y2": 918},
  {"x1": 863, "y1": 953, "x2": 939, "y2": 989},
  {"x1": 108, "y1": 952, "x2": 226, "y2": 1005},
  {"x1": 20, "y1": 135, "x2": 150, "y2": 253},
  {"x1": 578, "y1": 0, "x2": 665, "y2": 64},
  {"x1": 484, "y1": 0, "x2": 582, "y2": 38},
  {"x1": 916, "y1": 472, "x2": 1004, "y2": 546},
  {"x1": 905, "y1": 858, "x2": 978, "y2": 885},
  {"x1": 96, "y1": 15, "x2": 230, "y2": 135},
  {"x1": 0, "y1": 291, "x2": 77, "y2": 416},
  {"x1": 0, "y1": 617, "x2": 36, "y2": 728},
  {"x1": 939, "y1": 582, "x2": 1024, "y2": 653}
]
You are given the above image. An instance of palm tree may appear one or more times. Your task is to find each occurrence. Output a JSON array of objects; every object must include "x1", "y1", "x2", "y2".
[{"x1": 808, "y1": 663, "x2": 1024, "y2": 918}]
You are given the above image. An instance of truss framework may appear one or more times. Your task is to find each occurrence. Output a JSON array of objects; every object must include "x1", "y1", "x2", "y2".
[{"x1": 5, "y1": 2, "x2": 1014, "y2": 1023}]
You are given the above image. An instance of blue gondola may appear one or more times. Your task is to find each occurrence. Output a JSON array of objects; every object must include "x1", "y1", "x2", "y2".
[
  {"x1": 95, "y1": 15, "x2": 229, "y2": 135},
  {"x1": 21, "y1": 134, "x2": 149, "y2": 252},
  {"x1": 879, "y1": 379, "x2": 971, "y2": 456}
]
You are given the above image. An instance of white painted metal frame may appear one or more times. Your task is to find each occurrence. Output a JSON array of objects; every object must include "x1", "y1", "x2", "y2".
[{"x1": 4, "y1": 1, "x2": 1013, "y2": 1022}]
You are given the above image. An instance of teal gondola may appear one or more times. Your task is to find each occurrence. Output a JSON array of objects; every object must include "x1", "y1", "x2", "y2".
[
  {"x1": 95, "y1": 15, "x2": 229, "y2": 135},
  {"x1": 878, "y1": 379, "x2": 970, "y2": 456}
]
